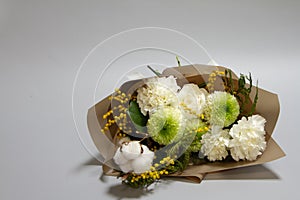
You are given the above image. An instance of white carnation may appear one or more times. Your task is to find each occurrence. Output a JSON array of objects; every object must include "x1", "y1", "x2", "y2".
[
  {"x1": 228, "y1": 115, "x2": 267, "y2": 161},
  {"x1": 137, "y1": 76, "x2": 180, "y2": 115},
  {"x1": 201, "y1": 126, "x2": 230, "y2": 161},
  {"x1": 177, "y1": 83, "x2": 208, "y2": 118}
]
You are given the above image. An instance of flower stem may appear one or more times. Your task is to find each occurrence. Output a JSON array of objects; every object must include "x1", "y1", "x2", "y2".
[
  {"x1": 176, "y1": 56, "x2": 181, "y2": 67},
  {"x1": 147, "y1": 65, "x2": 161, "y2": 77}
]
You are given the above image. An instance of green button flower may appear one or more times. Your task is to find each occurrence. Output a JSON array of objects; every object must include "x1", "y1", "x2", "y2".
[
  {"x1": 147, "y1": 107, "x2": 183, "y2": 145},
  {"x1": 206, "y1": 91, "x2": 240, "y2": 127}
]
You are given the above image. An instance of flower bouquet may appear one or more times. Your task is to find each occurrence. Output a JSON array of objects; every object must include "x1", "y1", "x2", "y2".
[{"x1": 87, "y1": 64, "x2": 285, "y2": 188}]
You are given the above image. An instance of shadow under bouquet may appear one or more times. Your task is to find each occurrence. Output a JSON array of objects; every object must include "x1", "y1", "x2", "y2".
[{"x1": 87, "y1": 64, "x2": 285, "y2": 188}]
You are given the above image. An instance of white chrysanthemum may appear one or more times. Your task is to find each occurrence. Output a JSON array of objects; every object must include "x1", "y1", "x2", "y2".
[
  {"x1": 201, "y1": 126, "x2": 230, "y2": 161},
  {"x1": 228, "y1": 115, "x2": 267, "y2": 161},
  {"x1": 177, "y1": 83, "x2": 208, "y2": 119},
  {"x1": 113, "y1": 141, "x2": 154, "y2": 174},
  {"x1": 137, "y1": 76, "x2": 180, "y2": 115}
]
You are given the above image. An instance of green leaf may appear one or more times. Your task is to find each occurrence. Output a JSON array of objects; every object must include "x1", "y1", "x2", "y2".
[
  {"x1": 238, "y1": 75, "x2": 246, "y2": 89},
  {"x1": 250, "y1": 80, "x2": 259, "y2": 115},
  {"x1": 128, "y1": 101, "x2": 148, "y2": 132},
  {"x1": 198, "y1": 82, "x2": 207, "y2": 88}
]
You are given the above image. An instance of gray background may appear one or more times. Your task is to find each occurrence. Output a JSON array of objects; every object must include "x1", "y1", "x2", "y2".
[{"x1": 1, "y1": 0, "x2": 299, "y2": 199}]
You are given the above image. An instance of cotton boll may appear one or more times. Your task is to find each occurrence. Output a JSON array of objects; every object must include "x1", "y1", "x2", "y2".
[
  {"x1": 119, "y1": 161, "x2": 133, "y2": 173},
  {"x1": 118, "y1": 137, "x2": 131, "y2": 146},
  {"x1": 113, "y1": 148, "x2": 128, "y2": 165},
  {"x1": 132, "y1": 155, "x2": 153, "y2": 174},
  {"x1": 141, "y1": 145, "x2": 155, "y2": 161},
  {"x1": 113, "y1": 141, "x2": 154, "y2": 174},
  {"x1": 141, "y1": 145, "x2": 152, "y2": 154},
  {"x1": 132, "y1": 146, "x2": 154, "y2": 174},
  {"x1": 121, "y1": 141, "x2": 142, "y2": 160}
]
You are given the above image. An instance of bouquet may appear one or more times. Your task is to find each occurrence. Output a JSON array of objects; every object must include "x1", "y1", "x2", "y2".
[{"x1": 87, "y1": 64, "x2": 285, "y2": 188}]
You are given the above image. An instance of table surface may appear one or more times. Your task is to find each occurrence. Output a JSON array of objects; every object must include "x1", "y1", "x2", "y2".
[{"x1": 1, "y1": 1, "x2": 299, "y2": 199}]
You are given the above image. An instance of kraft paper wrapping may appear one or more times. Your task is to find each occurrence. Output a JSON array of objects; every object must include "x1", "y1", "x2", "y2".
[{"x1": 87, "y1": 64, "x2": 285, "y2": 183}]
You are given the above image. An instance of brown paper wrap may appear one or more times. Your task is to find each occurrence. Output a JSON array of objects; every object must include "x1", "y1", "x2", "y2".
[{"x1": 87, "y1": 64, "x2": 285, "y2": 183}]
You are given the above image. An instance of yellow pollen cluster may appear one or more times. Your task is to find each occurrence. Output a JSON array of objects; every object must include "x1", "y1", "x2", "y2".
[
  {"x1": 158, "y1": 156, "x2": 175, "y2": 166},
  {"x1": 128, "y1": 156, "x2": 175, "y2": 183},
  {"x1": 102, "y1": 110, "x2": 113, "y2": 119},
  {"x1": 180, "y1": 102, "x2": 198, "y2": 116},
  {"x1": 150, "y1": 146, "x2": 158, "y2": 151},
  {"x1": 200, "y1": 113, "x2": 205, "y2": 119},
  {"x1": 117, "y1": 132, "x2": 127, "y2": 138},
  {"x1": 101, "y1": 88, "x2": 132, "y2": 134},
  {"x1": 196, "y1": 126, "x2": 209, "y2": 133},
  {"x1": 206, "y1": 70, "x2": 225, "y2": 91},
  {"x1": 109, "y1": 88, "x2": 130, "y2": 104},
  {"x1": 130, "y1": 169, "x2": 169, "y2": 183}
]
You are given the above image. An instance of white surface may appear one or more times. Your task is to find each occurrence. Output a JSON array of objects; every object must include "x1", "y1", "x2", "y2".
[{"x1": 1, "y1": 0, "x2": 299, "y2": 199}]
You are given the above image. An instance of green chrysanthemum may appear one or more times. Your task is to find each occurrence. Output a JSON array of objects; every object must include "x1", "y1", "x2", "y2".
[
  {"x1": 206, "y1": 91, "x2": 240, "y2": 127},
  {"x1": 147, "y1": 107, "x2": 183, "y2": 145}
]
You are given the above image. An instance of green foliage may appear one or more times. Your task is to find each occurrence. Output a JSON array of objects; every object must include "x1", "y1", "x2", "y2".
[
  {"x1": 224, "y1": 69, "x2": 259, "y2": 116},
  {"x1": 128, "y1": 101, "x2": 148, "y2": 132},
  {"x1": 198, "y1": 82, "x2": 207, "y2": 88},
  {"x1": 166, "y1": 152, "x2": 191, "y2": 174},
  {"x1": 188, "y1": 139, "x2": 202, "y2": 153},
  {"x1": 122, "y1": 174, "x2": 156, "y2": 188}
]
